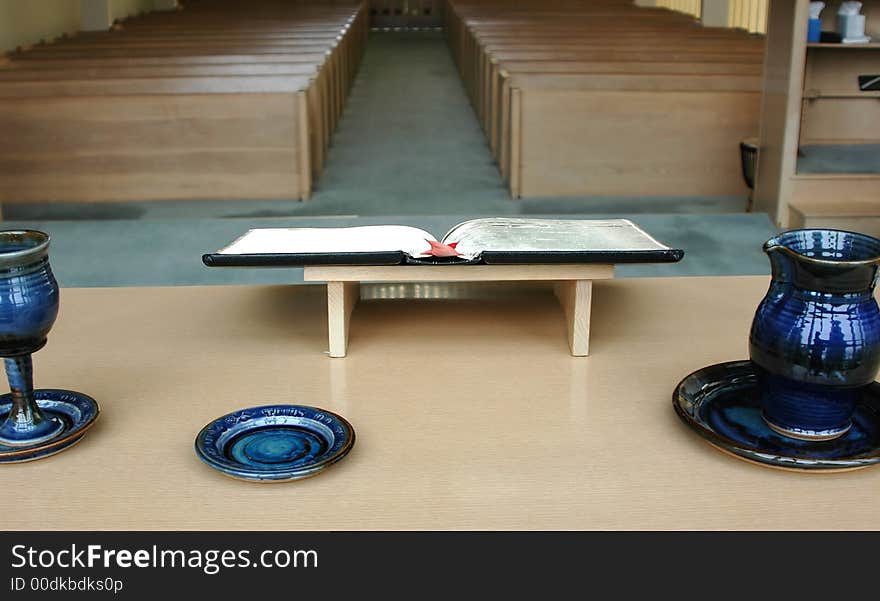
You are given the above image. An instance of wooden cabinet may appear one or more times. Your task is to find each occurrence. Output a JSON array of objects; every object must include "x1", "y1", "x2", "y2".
[{"x1": 754, "y1": 0, "x2": 879, "y2": 231}]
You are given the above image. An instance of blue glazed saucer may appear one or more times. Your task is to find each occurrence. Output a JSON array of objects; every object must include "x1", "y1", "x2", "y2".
[
  {"x1": 673, "y1": 361, "x2": 880, "y2": 472},
  {"x1": 195, "y1": 405, "x2": 355, "y2": 482},
  {"x1": 0, "y1": 389, "x2": 100, "y2": 463}
]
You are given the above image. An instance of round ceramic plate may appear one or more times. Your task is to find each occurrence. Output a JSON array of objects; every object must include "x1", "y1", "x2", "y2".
[
  {"x1": 673, "y1": 360, "x2": 880, "y2": 472},
  {"x1": 195, "y1": 405, "x2": 355, "y2": 482},
  {"x1": 0, "y1": 389, "x2": 100, "y2": 463}
]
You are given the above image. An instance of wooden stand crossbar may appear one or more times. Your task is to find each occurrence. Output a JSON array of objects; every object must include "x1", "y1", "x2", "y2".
[{"x1": 303, "y1": 264, "x2": 614, "y2": 358}]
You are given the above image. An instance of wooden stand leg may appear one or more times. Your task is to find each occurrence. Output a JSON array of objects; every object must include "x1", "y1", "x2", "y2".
[
  {"x1": 554, "y1": 280, "x2": 592, "y2": 357},
  {"x1": 327, "y1": 281, "x2": 359, "y2": 358}
]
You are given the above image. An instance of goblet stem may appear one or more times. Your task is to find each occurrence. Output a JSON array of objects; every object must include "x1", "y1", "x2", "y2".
[
  {"x1": 0, "y1": 354, "x2": 63, "y2": 446},
  {"x1": 6, "y1": 355, "x2": 40, "y2": 419}
]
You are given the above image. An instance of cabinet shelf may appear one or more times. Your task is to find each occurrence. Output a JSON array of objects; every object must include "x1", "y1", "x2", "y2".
[
  {"x1": 803, "y1": 89, "x2": 880, "y2": 98},
  {"x1": 806, "y1": 42, "x2": 880, "y2": 48}
]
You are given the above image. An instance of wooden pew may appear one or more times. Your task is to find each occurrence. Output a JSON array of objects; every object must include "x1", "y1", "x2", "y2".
[
  {"x1": 486, "y1": 60, "x2": 762, "y2": 170},
  {"x1": 2, "y1": 53, "x2": 342, "y2": 154},
  {"x1": 0, "y1": 62, "x2": 334, "y2": 178},
  {"x1": 500, "y1": 73, "x2": 761, "y2": 198},
  {"x1": 0, "y1": 0, "x2": 369, "y2": 204},
  {"x1": 0, "y1": 76, "x2": 317, "y2": 203},
  {"x1": 481, "y1": 51, "x2": 762, "y2": 164},
  {"x1": 473, "y1": 42, "x2": 762, "y2": 128},
  {"x1": 445, "y1": 0, "x2": 765, "y2": 200}
]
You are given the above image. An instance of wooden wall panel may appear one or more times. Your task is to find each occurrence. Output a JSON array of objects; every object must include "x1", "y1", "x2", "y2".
[{"x1": 801, "y1": 98, "x2": 880, "y2": 144}]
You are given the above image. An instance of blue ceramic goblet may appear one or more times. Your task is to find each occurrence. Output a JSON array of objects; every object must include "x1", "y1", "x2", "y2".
[{"x1": 0, "y1": 231, "x2": 63, "y2": 447}]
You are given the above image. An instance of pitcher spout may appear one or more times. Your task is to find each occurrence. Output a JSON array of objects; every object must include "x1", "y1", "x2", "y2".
[{"x1": 762, "y1": 235, "x2": 783, "y2": 254}]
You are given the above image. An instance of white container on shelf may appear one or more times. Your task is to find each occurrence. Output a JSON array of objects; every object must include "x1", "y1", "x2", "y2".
[{"x1": 837, "y1": 1, "x2": 871, "y2": 43}]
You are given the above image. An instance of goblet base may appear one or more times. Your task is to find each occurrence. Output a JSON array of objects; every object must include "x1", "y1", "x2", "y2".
[
  {"x1": 0, "y1": 389, "x2": 99, "y2": 463},
  {"x1": 0, "y1": 414, "x2": 65, "y2": 447}
]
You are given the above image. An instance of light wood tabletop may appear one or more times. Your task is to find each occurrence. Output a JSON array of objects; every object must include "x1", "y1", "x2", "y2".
[{"x1": 4, "y1": 277, "x2": 879, "y2": 530}]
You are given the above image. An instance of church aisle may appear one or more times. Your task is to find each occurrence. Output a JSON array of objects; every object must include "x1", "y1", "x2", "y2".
[{"x1": 307, "y1": 29, "x2": 514, "y2": 215}]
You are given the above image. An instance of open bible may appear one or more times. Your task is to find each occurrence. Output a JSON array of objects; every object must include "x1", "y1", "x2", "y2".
[{"x1": 202, "y1": 218, "x2": 684, "y2": 266}]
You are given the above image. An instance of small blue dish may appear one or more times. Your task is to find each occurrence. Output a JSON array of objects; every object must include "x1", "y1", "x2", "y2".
[
  {"x1": 0, "y1": 389, "x2": 100, "y2": 463},
  {"x1": 195, "y1": 405, "x2": 355, "y2": 482},
  {"x1": 673, "y1": 361, "x2": 880, "y2": 471}
]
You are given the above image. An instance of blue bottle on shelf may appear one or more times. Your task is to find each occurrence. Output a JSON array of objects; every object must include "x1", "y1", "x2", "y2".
[
  {"x1": 808, "y1": 1, "x2": 826, "y2": 43},
  {"x1": 808, "y1": 17, "x2": 822, "y2": 42}
]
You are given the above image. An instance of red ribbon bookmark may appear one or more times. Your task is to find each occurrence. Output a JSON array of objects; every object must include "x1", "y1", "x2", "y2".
[{"x1": 421, "y1": 240, "x2": 462, "y2": 257}]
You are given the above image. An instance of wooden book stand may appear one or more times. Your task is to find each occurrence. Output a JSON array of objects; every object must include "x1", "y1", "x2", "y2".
[{"x1": 304, "y1": 264, "x2": 614, "y2": 357}]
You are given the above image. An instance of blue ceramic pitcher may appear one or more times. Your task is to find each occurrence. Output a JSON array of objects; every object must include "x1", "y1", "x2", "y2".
[{"x1": 750, "y1": 229, "x2": 880, "y2": 441}]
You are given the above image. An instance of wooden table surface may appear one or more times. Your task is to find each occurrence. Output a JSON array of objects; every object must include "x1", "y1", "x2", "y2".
[{"x1": 4, "y1": 277, "x2": 880, "y2": 531}]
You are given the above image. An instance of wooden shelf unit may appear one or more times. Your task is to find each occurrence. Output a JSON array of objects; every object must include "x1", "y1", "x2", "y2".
[{"x1": 753, "y1": 0, "x2": 880, "y2": 228}]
